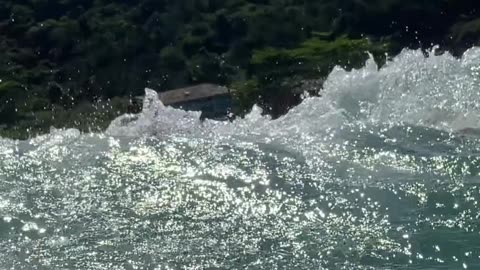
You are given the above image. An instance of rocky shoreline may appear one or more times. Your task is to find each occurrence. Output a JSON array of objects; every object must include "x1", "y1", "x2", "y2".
[{"x1": 1, "y1": 1, "x2": 480, "y2": 139}]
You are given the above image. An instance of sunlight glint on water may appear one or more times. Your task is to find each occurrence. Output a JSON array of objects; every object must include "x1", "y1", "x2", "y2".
[{"x1": 2, "y1": 49, "x2": 480, "y2": 269}]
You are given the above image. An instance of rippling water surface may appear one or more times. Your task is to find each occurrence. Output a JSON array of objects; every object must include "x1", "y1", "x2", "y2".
[{"x1": 3, "y1": 49, "x2": 480, "y2": 269}]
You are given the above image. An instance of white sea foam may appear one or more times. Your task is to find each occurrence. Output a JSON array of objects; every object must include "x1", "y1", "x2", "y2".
[
  {"x1": 99, "y1": 48, "x2": 480, "y2": 142},
  {"x1": 1, "y1": 48, "x2": 480, "y2": 269}
]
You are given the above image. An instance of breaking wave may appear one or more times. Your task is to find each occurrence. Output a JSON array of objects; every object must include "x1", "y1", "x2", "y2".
[{"x1": 2, "y1": 48, "x2": 480, "y2": 269}]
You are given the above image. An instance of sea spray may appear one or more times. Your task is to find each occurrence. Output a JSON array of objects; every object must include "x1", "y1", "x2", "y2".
[{"x1": 2, "y1": 49, "x2": 480, "y2": 269}]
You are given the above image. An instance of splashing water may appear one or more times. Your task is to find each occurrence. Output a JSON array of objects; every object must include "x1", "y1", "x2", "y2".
[{"x1": 3, "y1": 49, "x2": 480, "y2": 269}]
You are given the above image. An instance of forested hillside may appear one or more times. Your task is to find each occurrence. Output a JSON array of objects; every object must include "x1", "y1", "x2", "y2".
[{"x1": 1, "y1": 0, "x2": 480, "y2": 137}]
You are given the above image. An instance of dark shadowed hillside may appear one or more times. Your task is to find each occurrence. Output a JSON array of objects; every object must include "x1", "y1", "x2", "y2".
[{"x1": 1, "y1": 0, "x2": 480, "y2": 137}]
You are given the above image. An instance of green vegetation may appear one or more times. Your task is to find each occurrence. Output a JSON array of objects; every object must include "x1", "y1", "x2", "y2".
[
  {"x1": 1, "y1": 0, "x2": 480, "y2": 138},
  {"x1": 246, "y1": 36, "x2": 392, "y2": 115}
]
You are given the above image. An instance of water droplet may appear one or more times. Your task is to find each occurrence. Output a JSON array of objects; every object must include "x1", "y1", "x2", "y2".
[{"x1": 22, "y1": 222, "x2": 39, "y2": 232}]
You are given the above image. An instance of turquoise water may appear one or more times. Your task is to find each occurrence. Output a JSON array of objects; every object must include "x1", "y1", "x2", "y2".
[{"x1": 2, "y1": 49, "x2": 480, "y2": 269}]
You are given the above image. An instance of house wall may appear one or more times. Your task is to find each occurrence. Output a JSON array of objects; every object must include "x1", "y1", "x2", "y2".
[{"x1": 171, "y1": 95, "x2": 232, "y2": 119}]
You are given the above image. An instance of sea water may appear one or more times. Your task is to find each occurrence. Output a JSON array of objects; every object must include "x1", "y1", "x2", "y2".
[{"x1": 2, "y1": 49, "x2": 480, "y2": 269}]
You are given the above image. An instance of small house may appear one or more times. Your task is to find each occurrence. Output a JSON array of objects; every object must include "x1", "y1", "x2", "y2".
[{"x1": 159, "y1": 84, "x2": 232, "y2": 119}]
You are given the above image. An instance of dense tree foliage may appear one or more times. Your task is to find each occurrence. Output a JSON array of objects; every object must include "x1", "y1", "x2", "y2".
[{"x1": 1, "y1": 0, "x2": 480, "y2": 137}]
